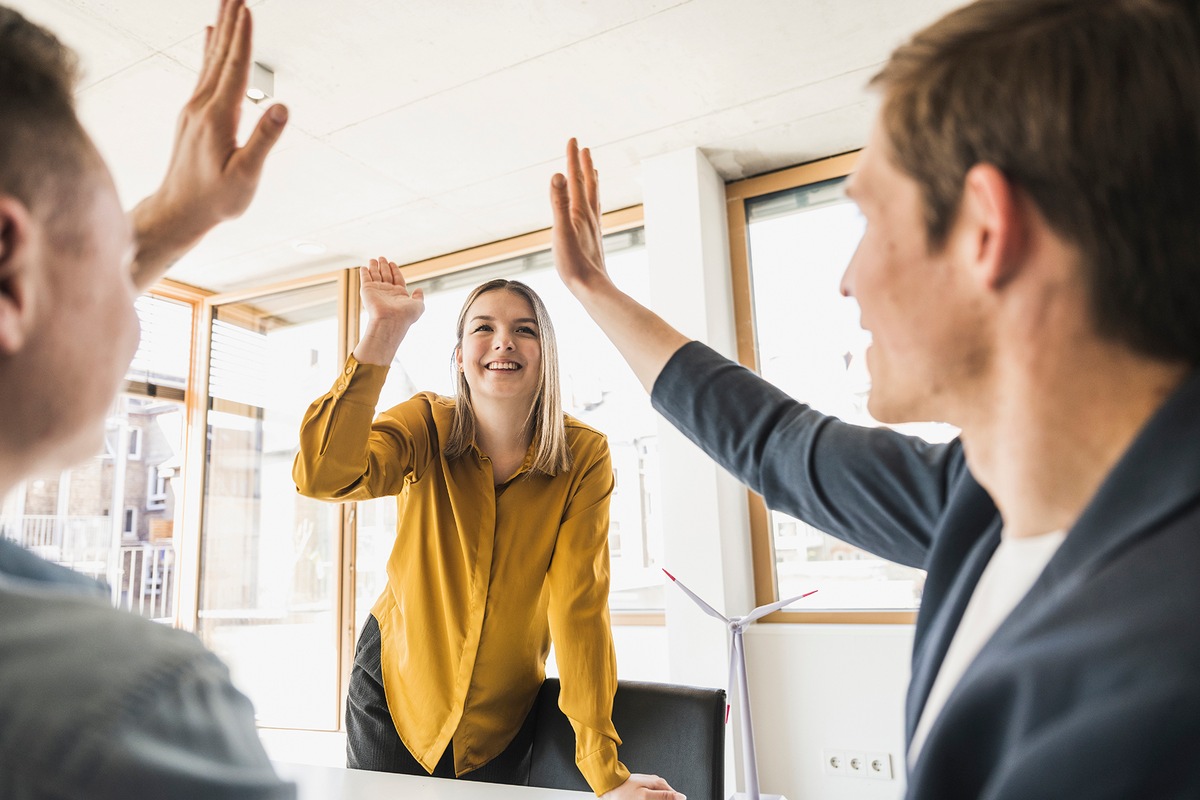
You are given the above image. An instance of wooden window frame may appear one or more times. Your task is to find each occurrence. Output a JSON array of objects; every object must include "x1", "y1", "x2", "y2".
[{"x1": 726, "y1": 152, "x2": 916, "y2": 625}]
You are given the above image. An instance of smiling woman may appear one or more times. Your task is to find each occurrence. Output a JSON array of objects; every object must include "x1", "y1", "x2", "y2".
[
  {"x1": 291, "y1": 262, "x2": 678, "y2": 798},
  {"x1": 445, "y1": 280, "x2": 568, "y2": 481}
]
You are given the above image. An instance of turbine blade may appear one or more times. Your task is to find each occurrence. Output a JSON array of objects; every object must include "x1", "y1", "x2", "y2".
[
  {"x1": 663, "y1": 568, "x2": 729, "y2": 622},
  {"x1": 741, "y1": 589, "x2": 818, "y2": 625}
]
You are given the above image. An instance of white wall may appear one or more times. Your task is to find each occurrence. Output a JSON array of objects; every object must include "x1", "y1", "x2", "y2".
[{"x1": 747, "y1": 625, "x2": 912, "y2": 799}]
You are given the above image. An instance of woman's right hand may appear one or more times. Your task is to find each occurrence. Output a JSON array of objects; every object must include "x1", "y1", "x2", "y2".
[
  {"x1": 360, "y1": 256, "x2": 425, "y2": 327},
  {"x1": 353, "y1": 256, "x2": 425, "y2": 366}
]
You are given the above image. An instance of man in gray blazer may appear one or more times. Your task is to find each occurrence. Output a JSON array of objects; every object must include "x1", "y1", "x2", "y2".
[
  {"x1": 0, "y1": 1, "x2": 292, "y2": 796},
  {"x1": 550, "y1": 0, "x2": 1200, "y2": 797}
]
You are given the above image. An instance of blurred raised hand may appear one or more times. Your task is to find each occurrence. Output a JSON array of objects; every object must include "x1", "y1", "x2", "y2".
[{"x1": 131, "y1": 0, "x2": 288, "y2": 289}]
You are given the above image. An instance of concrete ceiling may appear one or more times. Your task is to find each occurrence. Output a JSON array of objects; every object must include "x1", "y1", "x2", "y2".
[{"x1": 13, "y1": 0, "x2": 963, "y2": 293}]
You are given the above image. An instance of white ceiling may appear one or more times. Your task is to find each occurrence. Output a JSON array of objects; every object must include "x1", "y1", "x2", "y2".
[{"x1": 13, "y1": 0, "x2": 963, "y2": 293}]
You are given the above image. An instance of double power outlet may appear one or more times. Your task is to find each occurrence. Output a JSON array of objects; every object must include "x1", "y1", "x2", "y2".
[{"x1": 821, "y1": 749, "x2": 894, "y2": 780}]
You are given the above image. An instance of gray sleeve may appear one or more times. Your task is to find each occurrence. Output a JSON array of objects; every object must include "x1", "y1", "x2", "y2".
[
  {"x1": 79, "y1": 649, "x2": 297, "y2": 800},
  {"x1": 0, "y1": 592, "x2": 298, "y2": 800},
  {"x1": 650, "y1": 341, "x2": 965, "y2": 569}
]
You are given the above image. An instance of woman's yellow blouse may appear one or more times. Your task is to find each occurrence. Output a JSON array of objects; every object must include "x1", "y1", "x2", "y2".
[{"x1": 293, "y1": 356, "x2": 630, "y2": 794}]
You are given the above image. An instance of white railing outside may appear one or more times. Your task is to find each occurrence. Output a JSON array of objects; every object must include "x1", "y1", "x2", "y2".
[
  {"x1": 117, "y1": 543, "x2": 174, "y2": 621},
  {"x1": 2, "y1": 515, "x2": 174, "y2": 622}
]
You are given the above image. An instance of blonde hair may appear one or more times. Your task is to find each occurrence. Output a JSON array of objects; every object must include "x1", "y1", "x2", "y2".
[{"x1": 444, "y1": 280, "x2": 572, "y2": 476}]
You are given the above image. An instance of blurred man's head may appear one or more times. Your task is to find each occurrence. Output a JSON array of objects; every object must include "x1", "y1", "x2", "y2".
[{"x1": 0, "y1": 7, "x2": 140, "y2": 486}]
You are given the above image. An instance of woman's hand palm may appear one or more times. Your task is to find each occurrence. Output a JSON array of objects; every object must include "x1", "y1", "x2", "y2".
[{"x1": 360, "y1": 257, "x2": 424, "y2": 326}]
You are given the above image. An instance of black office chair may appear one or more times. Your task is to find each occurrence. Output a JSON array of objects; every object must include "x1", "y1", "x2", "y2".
[{"x1": 527, "y1": 678, "x2": 726, "y2": 800}]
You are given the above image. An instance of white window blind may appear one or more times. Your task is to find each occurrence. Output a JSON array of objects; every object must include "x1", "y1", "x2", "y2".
[
  {"x1": 125, "y1": 295, "x2": 193, "y2": 395},
  {"x1": 208, "y1": 318, "x2": 271, "y2": 410}
]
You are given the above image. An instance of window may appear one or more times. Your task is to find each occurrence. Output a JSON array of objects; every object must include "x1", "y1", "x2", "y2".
[
  {"x1": 147, "y1": 466, "x2": 169, "y2": 511},
  {"x1": 126, "y1": 428, "x2": 143, "y2": 461},
  {"x1": 728, "y1": 154, "x2": 955, "y2": 622},
  {"x1": 195, "y1": 278, "x2": 344, "y2": 730}
]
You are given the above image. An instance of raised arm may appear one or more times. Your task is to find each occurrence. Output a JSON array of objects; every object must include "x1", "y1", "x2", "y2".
[
  {"x1": 293, "y1": 257, "x2": 427, "y2": 500},
  {"x1": 352, "y1": 257, "x2": 425, "y2": 365},
  {"x1": 549, "y1": 139, "x2": 688, "y2": 392},
  {"x1": 130, "y1": 0, "x2": 287, "y2": 290},
  {"x1": 549, "y1": 139, "x2": 959, "y2": 567}
]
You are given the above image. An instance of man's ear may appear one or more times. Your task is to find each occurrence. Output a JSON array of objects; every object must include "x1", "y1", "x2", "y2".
[
  {"x1": 0, "y1": 197, "x2": 36, "y2": 356},
  {"x1": 959, "y1": 164, "x2": 1027, "y2": 291}
]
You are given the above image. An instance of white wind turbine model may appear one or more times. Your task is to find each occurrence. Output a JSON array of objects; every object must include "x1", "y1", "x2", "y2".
[{"x1": 664, "y1": 569, "x2": 816, "y2": 800}]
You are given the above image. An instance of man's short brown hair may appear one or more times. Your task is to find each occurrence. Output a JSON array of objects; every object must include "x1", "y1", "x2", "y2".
[
  {"x1": 874, "y1": 0, "x2": 1200, "y2": 366},
  {"x1": 0, "y1": 6, "x2": 94, "y2": 244}
]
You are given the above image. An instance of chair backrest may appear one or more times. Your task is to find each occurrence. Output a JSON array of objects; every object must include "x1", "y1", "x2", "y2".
[{"x1": 527, "y1": 678, "x2": 725, "y2": 800}]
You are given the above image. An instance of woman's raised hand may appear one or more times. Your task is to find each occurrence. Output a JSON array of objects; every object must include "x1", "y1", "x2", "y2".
[
  {"x1": 360, "y1": 256, "x2": 425, "y2": 327},
  {"x1": 550, "y1": 138, "x2": 611, "y2": 293},
  {"x1": 353, "y1": 256, "x2": 425, "y2": 366}
]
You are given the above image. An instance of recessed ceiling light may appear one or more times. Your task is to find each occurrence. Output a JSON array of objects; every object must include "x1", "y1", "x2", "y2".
[{"x1": 293, "y1": 241, "x2": 326, "y2": 255}]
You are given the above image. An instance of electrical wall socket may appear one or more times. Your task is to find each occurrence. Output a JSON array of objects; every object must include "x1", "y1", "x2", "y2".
[
  {"x1": 822, "y1": 748, "x2": 895, "y2": 780},
  {"x1": 866, "y1": 752, "x2": 893, "y2": 780}
]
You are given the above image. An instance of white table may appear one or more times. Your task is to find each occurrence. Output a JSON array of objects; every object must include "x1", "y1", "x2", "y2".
[{"x1": 273, "y1": 762, "x2": 594, "y2": 800}]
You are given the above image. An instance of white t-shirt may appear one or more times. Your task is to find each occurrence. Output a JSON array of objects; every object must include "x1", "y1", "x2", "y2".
[{"x1": 908, "y1": 528, "x2": 1067, "y2": 766}]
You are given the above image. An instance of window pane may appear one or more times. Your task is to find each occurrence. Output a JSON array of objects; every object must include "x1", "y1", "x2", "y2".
[
  {"x1": 0, "y1": 394, "x2": 184, "y2": 622},
  {"x1": 746, "y1": 178, "x2": 954, "y2": 611},
  {"x1": 354, "y1": 230, "x2": 664, "y2": 633},
  {"x1": 198, "y1": 282, "x2": 341, "y2": 729}
]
